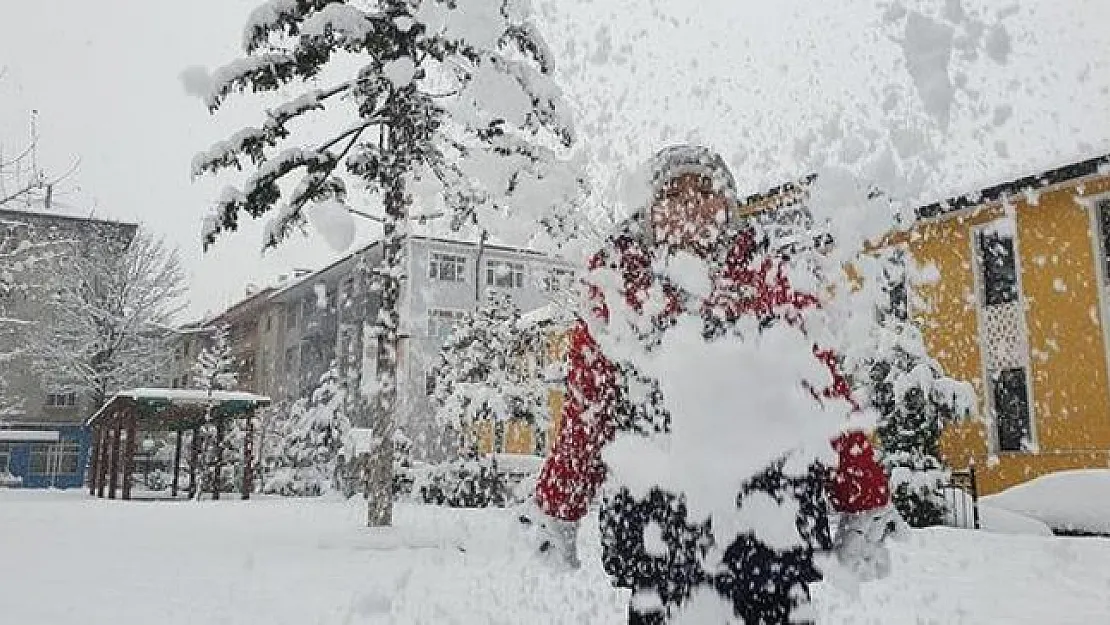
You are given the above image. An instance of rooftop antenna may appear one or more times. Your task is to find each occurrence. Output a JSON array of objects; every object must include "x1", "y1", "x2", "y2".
[{"x1": 29, "y1": 109, "x2": 38, "y2": 180}]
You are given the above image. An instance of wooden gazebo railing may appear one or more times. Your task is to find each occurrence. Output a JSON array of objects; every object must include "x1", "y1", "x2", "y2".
[{"x1": 85, "y1": 389, "x2": 270, "y2": 501}]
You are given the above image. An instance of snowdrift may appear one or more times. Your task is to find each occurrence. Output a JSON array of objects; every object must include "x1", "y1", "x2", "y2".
[{"x1": 983, "y1": 469, "x2": 1110, "y2": 536}]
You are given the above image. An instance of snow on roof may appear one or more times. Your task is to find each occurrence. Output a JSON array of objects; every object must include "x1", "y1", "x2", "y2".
[
  {"x1": 87, "y1": 388, "x2": 271, "y2": 427},
  {"x1": 117, "y1": 388, "x2": 270, "y2": 404},
  {"x1": 0, "y1": 429, "x2": 61, "y2": 443},
  {"x1": 0, "y1": 204, "x2": 137, "y2": 230},
  {"x1": 517, "y1": 302, "x2": 573, "y2": 330}
]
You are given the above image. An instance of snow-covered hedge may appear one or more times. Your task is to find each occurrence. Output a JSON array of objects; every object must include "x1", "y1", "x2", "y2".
[{"x1": 399, "y1": 454, "x2": 541, "y2": 509}]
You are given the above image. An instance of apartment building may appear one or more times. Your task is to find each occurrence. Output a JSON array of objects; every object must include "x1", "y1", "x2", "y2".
[{"x1": 180, "y1": 234, "x2": 575, "y2": 462}]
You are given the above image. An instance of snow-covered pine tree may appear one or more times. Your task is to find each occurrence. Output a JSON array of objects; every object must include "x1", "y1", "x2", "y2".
[
  {"x1": 265, "y1": 363, "x2": 351, "y2": 496},
  {"x1": 190, "y1": 324, "x2": 242, "y2": 496},
  {"x1": 191, "y1": 0, "x2": 576, "y2": 526},
  {"x1": 430, "y1": 291, "x2": 528, "y2": 455},
  {"x1": 422, "y1": 292, "x2": 557, "y2": 507},
  {"x1": 850, "y1": 250, "x2": 976, "y2": 527},
  {"x1": 191, "y1": 324, "x2": 239, "y2": 392}
]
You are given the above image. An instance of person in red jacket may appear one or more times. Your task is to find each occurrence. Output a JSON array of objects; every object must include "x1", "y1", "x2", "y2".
[{"x1": 520, "y1": 146, "x2": 904, "y2": 624}]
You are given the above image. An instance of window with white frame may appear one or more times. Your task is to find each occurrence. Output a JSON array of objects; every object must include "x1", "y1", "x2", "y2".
[
  {"x1": 45, "y1": 391, "x2": 77, "y2": 408},
  {"x1": 30, "y1": 441, "x2": 80, "y2": 475},
  {"x1": 1095, "y1": 198, "x2": 1110, "y2": 286},
  {"x1": 0, "y1": 443, "x2": 11, "y2": 475},
  {"x1": 430, "y1": 252, "x2": 468, "y2": 283},
  {"x1": 486, "y1": 260, "x2": 525, "y2": 288},
  {"x1": 880, "y1": 249, "x2": 909, "y2": 322},
  {"x1": 541, "y1": 267, "x2": 575, "y2": 292},
  {"x1": 974, "y1": 218, "x2": 1033, "y2": 452},
  {"x1": 991, "y1": 367, "x2": 1032, "y2": 452},
  {"x1": 428, "y1": 308, "x2": 467, "y2": 340},
  {"x1": 977, "y1": 226, "x2": 1019, "y2": 306},
  {"x1": 285, "y1": 303, "x2": 298, "y2": 330}
]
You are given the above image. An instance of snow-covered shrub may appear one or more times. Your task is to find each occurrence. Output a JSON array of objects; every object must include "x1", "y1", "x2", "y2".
[
  {"x1": 851, "y1": 251, "x2": 976, "y2": 527},
  {"x1": 264, "y1": 364, "x2": 351, "y2": 496},
  {"x1": 412, "y1": 456, "x2": 511, "y2": 509},
  {"x1": 429, "y1": 292, "x2": 555, "y2": 457}
]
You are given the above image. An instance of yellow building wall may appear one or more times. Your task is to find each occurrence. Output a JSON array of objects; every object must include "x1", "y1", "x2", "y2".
[
  {"x1": 911, "y1": 175, "x2": 1110, "y2": 493},
  {"x1": 471, "y1": 419, "x2": 495, "y2": 455},
  {"x1": 503, "y1": 419, "x2": 535, "y2": 455}
]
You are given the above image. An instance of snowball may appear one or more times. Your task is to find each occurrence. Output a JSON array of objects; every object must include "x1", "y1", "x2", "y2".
[
  {"x1": 384, "y1": 57, "x2": 417, "y2": 88},
  {"x1": 180, "y1": 65, "x2": 213, "y2": 99},
  {"x1": 661, "y1": 252, "x2": 711, "y2": 300},
  {"x1": 307, "y1": 200, "x2": 356, "y2": 252},
  {"x1": 642, "y1": 521, "x2": 667, "y2": 558}
]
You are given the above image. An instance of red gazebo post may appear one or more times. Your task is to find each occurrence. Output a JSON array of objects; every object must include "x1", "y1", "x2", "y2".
[
  {"x1": 241, "y1": 413, "x2": 255, "y2": 500},
  {"x1": 121, "y1": 409, "x2": 138, "y2": 501},
  {"x1": 188, "y1": 425, "x2": 200, "y2": 499},
  {"x1": 171, "y1": 428, "x2": 184, "y2": 498},
  {"x1": 107, "y1": 412, "x2": 122, "y2": 500},
  {"x1": 212, "y1": 417, "x2": 225, "y2": 501},
  {"x1": 87, "y1": 424, "x2": 103, "y2": 496}
]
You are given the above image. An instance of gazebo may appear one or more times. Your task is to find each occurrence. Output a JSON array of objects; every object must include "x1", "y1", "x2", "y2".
[{"x1": 85, "y1": 389, "x2": 270, "y2": 501}]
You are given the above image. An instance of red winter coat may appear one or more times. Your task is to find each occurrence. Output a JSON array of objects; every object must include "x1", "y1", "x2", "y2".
[{"x1": 535, "y1": 228, "x2": 891, "y2": 523}]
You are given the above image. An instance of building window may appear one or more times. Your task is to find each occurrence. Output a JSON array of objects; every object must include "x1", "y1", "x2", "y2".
[
  {"x1": 342, "y1": 276, "x2": 356, "y2": 305},
  {"x1": 541, "y1": 267, "x2": 575, "y2": 292},
  {"x1": 285, "y1": 347, "x2": 296, "y2": 373},
  {"x1": 45, "y1": 391, "x2": 77, "y2": 408},
  {"x1": 299, "y1": 342, "x2": 313, "y2": 370},
  {"x1": 486, "y1": 260, "x2": 525, "y2": 289},
  {"x1": 428, "y1": 308, "x2": 467, "y2": 340},
  {"x1": 264, "y1": 314, "x2": 273, "y2": 333},
  {"x1": 1096, "y1": 199, "x2": 1110, "y2": 286},
  {"x1": 30, "y1": 441, "x2": 80, "y2": 475},
  {"x1": 992, "y1": 367, "x2": 1032, "y2": 452},
  {"x1": 285, "y1": 303, "x2": 298, "y2": 330},
  {"x1": 430, "y1": 253, "x2": 467, "y2": 283},
  {"x1": 977, "y1": 226, "x2": 1019, "y2": 306},
  {"x1": 0, "y1": 443, "x2": 11, "y2": 475},
  {"x1": 881, "y1": 250, "x2": 909, "y2": 322},
  {"x1": 241, "y1": 354, "x2": 256, "y2": 378}
]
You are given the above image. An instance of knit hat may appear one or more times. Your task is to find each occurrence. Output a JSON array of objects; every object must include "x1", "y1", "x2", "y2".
[{"x1": 647, "y1": 145, "x2": 739, "y2": 210}]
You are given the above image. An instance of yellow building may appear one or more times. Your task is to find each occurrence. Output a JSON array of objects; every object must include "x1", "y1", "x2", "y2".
[
  {"x1": 889, "y1": 154, "x2": 1110, "y2": 494},
  {"x1": 466, "y1": 307, "x2": 570, "y2": 457}
]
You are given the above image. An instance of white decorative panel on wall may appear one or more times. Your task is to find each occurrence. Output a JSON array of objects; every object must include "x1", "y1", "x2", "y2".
[{"x1": 980, "y1": 300, "x2": 1030, "y2": 371}]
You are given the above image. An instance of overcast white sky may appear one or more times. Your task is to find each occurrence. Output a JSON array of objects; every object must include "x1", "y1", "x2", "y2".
[{"x1": 2, "y1": 0, "x2": 1108, "y2": 320}]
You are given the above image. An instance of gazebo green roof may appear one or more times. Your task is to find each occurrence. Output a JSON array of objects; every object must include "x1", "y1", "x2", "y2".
[{"x1": 87, "y1": 388, "x2": 271, "y2": 431}]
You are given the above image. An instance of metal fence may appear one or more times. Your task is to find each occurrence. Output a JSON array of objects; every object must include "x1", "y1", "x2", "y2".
[{"x1": 942, "y1": 465, "x2": 980, "y2": 530}]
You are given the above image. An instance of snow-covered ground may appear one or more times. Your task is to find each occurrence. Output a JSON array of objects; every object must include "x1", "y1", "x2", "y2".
[{"x1": 1, "y1": 490, "x2": 1108, "y2": 624}]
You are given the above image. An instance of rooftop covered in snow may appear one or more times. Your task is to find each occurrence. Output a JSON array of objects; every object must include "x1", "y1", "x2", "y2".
[{"x1": 87, "y1": 388, "x2": 270, "y2": 430}]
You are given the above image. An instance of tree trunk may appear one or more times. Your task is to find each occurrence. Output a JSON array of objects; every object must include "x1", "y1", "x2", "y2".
[{"x1": 364, "y1": 133, "x2": 410, "y2": 528}]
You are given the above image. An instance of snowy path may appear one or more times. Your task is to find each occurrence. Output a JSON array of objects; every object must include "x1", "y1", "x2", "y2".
[{"x1": 0, "y1": 491, "x2": 1107, "y2": 624}]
